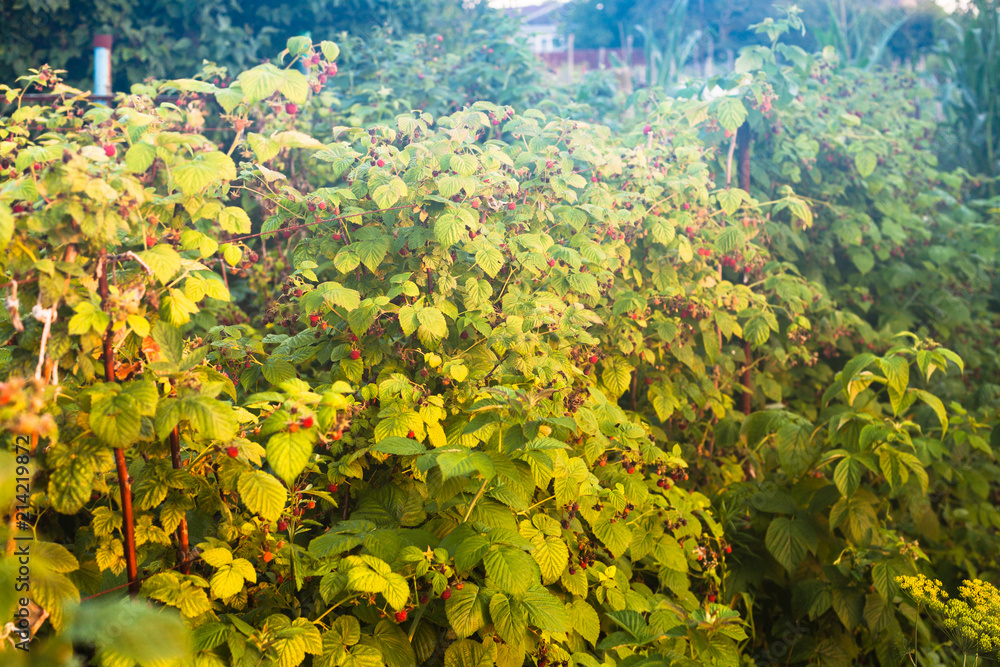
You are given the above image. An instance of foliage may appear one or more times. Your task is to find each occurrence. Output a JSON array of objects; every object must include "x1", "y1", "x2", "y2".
[
  {"x1": 0, "y1": 0, "x2": 501, "y2": 92},
  {"x1": 0, "y1": 34, "x2": 787, "y2": 667},
  {"x1": 933, "y1": 0, "x2": 1000, "y2": 193},
  {"x1": 0, "y1": 8, "x2": 998, "y2": 667}
]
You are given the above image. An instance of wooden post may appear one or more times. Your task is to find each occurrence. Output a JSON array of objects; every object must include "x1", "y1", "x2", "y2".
[
  {"x1": 93, "y1": 34, "x2": 112, "y2": 98},
  {"x1": 568, "y1": 33, "x2": 575, "y2": 84}
]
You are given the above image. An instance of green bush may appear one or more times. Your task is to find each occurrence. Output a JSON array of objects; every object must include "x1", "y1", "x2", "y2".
[{"x1": 0, "y1": 18, "x2": 996, "y2": 667}]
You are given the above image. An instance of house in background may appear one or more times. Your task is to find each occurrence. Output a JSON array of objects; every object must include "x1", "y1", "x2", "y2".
[{"x1": 503, "y1": 2, "x2": 567, "y2": 54}]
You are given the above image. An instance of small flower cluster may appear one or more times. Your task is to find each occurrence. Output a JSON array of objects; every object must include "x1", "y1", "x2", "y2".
[{"x1": 897, "y1": 575, "x2": 1000, "y2": 655}]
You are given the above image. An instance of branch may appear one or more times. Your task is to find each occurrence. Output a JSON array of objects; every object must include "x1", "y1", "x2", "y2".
[
  {"x1": 29, "y1": 300, "x2": 56, "y2": 382},
  {"x1": 99, "y1": 251, "x2": 139, "y2": 597},
  {"x1": 169, "y1": 427, "x2": 191, "y2": 575}
]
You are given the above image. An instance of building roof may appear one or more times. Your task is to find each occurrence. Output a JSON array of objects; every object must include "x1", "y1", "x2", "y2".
[{"x1": 504, "y1": 2, "x2": 565, "y2": 26}]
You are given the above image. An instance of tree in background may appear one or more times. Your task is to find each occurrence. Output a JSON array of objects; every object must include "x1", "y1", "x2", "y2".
[
  {"x1": 933, "y1": 0, "x2": 1000, "y2": 191},
  {"x1": 564, "y1": 0, "x2": 942, "y2": 74},
  {"x1": 0, "y1": 0, "x2": 496, "y2": 90}
]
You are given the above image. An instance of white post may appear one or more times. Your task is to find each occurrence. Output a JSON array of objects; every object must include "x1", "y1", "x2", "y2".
[{"x1": 94, "y1": 34, "x2": 112, "y2": 97}]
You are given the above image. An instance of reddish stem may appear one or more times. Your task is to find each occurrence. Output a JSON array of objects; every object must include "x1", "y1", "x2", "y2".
[
  {"x1": 169, "y1": 427, "x2": 191, "y2": 575},
  {"x1": 99, "y1": 252, "x2": 139, "y2": 596}
]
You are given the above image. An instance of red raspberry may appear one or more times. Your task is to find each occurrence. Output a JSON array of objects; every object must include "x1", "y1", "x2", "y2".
[
  {"x1": 310, "y1": 314, "x2": 320, "y2": 327},
  {"x1": 588, "y1": 355, "x2": 598, "y2": 364},
  {"x1": 507, "y1": 202, "x2": 516, "y2": 210},
  {"x1": 441, "y1": 588, "x2": 451, "y2": 600},
  {"x1": 285, "y1": 102, "x2": 298, "y2": 115},
  {"x1": 301, "y1": 416, "x2": 314, "y2": 428},
  {"x1": 349, "y1": 349, "x2": 361, "y2": 360},
  {"x1": 395, "y1": 610, "x2": 408, "y2": 622},
  {"x1": 376, "y1": 159, "x2": 385, "y2": 167},
  {"x1": 643, "y1": 124, "x2": 652, "y2": 135},
  {"x1": 103, "y1": 144, "x2": 116, "y2": 157},
  {"x1": 327, "y1": 483, "x2": 338, "y2": 492},
  {"x1": 226, "y1": 446, "x2": 239, "y2": 458}
]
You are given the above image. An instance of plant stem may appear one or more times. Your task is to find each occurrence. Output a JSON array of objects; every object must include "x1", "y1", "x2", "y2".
[
  {"x1": 169, "y1": 427, "x2": 191, "y2": 575},
  {"x1": 99, "y1": 252, "x2": 139, "y2": 597},
  {"x1": 461, "y1": 478, "x2": 489, "y2": 523}
]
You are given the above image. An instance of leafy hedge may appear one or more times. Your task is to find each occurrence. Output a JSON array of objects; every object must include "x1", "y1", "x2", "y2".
[{"x1": 0, "y1": 18, "x2": 996, "y2": 667}]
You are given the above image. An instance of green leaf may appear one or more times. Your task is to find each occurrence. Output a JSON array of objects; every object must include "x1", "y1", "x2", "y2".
[
  {"x1": 417, "y1": 307, "x2": 448, "y2": 341},
  {"x1": 454, "y1": 535, "x2": 490, "y2": 573},
  {"x1": 263, "y1": 357, "x2": 297, "y2": 385},
  {"x1": 248, "y1": 133, "x2": 280, "y2": 162},
  {"x1": 286, "y1": 36, "x2": 312, "y2": 57},
  {"x1": 520, "y1": 584, "x2": 569, "y2": 632},
  {"x1": 238, "y1": 64, "x2": 285, "y2": 105},
  {"x1": 238, "y1": 471, "x2": 288, "y2": 521},
  {"x1": 372, "y1": 177, "x2": 407, "y2": 209},
  {"x1": 383, "y1": 573, "x2": 409, "y2": 610},
  {"x1": 489, "y1": 593, "x2": 527, "y2": 645},
  {"x1": 370, "y1": 437, "x2": 425, "y2": 455},
  {"x1": 483, "y1": 547, "x2": 537, "y2": 596},
  {"x1": 601, "y1": 357, "x2": 633, "y2": 398},
  {"x1": 90, "y1": 393, "x2": 141, "y2": 447},
  {"x1": 219, "y1": 207, "x2": 252, "y2": 234},
  {"x1": 528, "y1": 533, "x2": 568, "y2": 584},
  {"x1": 567, "y1": 599, "x2": 600, "y2": 646},
  {"x1": 716, "y1": 189, "x2": 747, "y2": 216},
  {"x1": 833, "y1": 457, "x2": 860, "y2": 497},
  {"x1": 592, "y1": 519, "x2": 632, "y2": 559},
  {"x1": 124, "y1": 143, "x2": 156, "y2": 173},
  {"x1": 849, "y1": 247, "x2": 875, "y2": 275},
  {"x1": 320, "y1": 41, "x2": 341, "y2": 62},
  {"x1": 280, "y1": 69, "x2": 309, "y2": 104},
  {"x1": 913, "y1": 389, "x2": 948, "y2": 435},
  {"x1": 716, "y1": 97, "x2": 748, "y2": 132},
  {"x1": 172, "y1": 152, "x2": 236, "y2": 196},
  {"x1": 215, "y1": 86, "x2": 244, "y2": 113},
  {"x1": 222, "y1": 244, "x2": 243, "y2": 266},
  {"x1": 267, "y1": 431, "x2": 314, "y2": 484},
  {"x1": 446, "y1": 583, "x2": 487, "y2": 638},
  {"x1": 210, "y1": 564, "x2": 246, "y2": 599},
  {"x1": 435, "y1": 213, "x2": 465, "y2": 248},
  {"x1": 765, "y1": 517, "x2": 816, "y2": 573},
  {"x1": 139, "y1": 245, "x2": 182, "y2": 284},
  {"x1": 356, "y1": 237, "x2": 390, "y2": 273},
  {"x1": 855, "y1": 150, "x2": 877, "y2": 178},
  {"x1": 475, "y1": 245, "x2": 504, "y2": 278}
]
